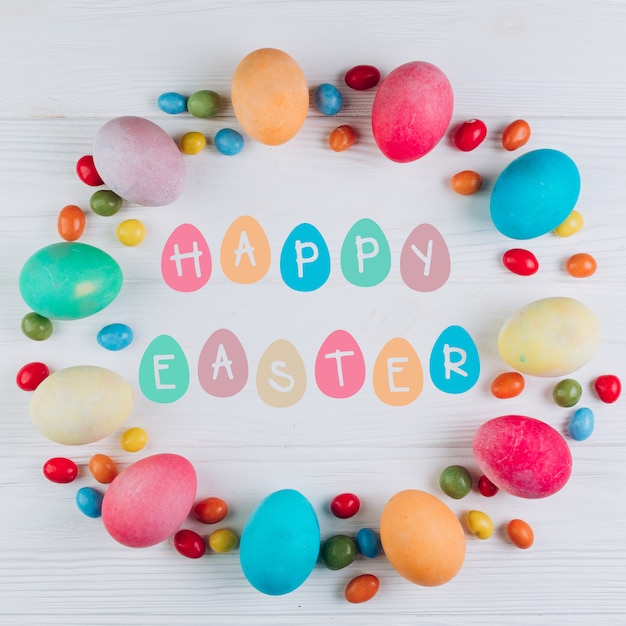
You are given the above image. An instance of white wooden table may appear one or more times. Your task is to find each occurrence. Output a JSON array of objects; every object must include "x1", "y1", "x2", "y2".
[{"x1": 1, "y1": 1, "x2": 625, "y2": 624}]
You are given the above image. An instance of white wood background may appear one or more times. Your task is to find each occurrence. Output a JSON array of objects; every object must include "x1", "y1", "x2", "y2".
[{"x1": 1, "y1": 1, "x2": 625, "y2": 624}]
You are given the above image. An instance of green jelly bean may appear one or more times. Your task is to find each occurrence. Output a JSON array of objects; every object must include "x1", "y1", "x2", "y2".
[
  {"x1": 187, "y1": 90, "x2": 222, "y2": 118},
  {"x1": 553, "y1": 378, "x2": 582, "y2": 407},
  {"x1": 320, "y1": 534, "x2": 357, "y2": 570},
  {"x1": 439, "y1": 465, "x2": 472, "y2": 499},
  {"x1": 90, "y1": 189, "x2": 122, "y2": 216},
  {"x1": 21, "y1": 311, "x2": 53, "y2": 340}
]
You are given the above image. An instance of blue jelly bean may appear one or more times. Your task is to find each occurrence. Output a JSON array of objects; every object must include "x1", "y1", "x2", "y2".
[
  {"x1": 157, "y1": 92, "x2": 188, "y2": 115},
  {"x1": 76, "y1": 487, "x2": 104, "y2": 518},
  {"x1": 97, "y1": 323, "x2": 134, "y2": 351},
  {"x1": 568, "y1": 407, "x2": 594, "y2": 441},
  {"x1": 313, "y1": 83, "x2": 343, "y2": 116},
  {"x1": 214, "y1": 128, "x2": 244, "y2": 156},
  {"x1": 356, "y1": 527, "x2": 380, "y2": 558}
]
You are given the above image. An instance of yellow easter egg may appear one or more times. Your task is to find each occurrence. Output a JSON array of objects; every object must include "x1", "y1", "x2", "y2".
[{"x1": 231, "y1": 48, "x2": 309, "y2": 145}]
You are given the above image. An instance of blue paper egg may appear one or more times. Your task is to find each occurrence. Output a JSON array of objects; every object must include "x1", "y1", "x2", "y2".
[
  {"x1": 239, "y1": 489, "x2": 320, "y2": 595},
  {"x1": 490, "y1": 149, "x2": 580, "y2": 239}
]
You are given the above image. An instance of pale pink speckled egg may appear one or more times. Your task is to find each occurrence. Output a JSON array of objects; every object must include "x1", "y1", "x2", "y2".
[
  {"x1": 102, "y1": 453, "x2": 196, "y2": 548},
  {"x1": 93, "y1": 116, "x2": 185, "y2": 206}
]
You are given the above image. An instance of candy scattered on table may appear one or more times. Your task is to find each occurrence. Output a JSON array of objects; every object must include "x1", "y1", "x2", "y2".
[
  {"x1": 116, "y1": 219, "x2": 146, "y2": 246},
  {"x1": 75, "y1": 154, "x2": 104, "y2": 186},
  {"x1": 97, "y1": 322, "x2": 134, "y2": 351},
  {"x1": 194, "y1": 497, "x2": 229, "y2": 524},
  {"x1": 453, "y1": 118, "x2": 487, "y2": 151},
  {"x1": 477, "y1": 475, "x2": 499, "y2": 497},
  {"x1": 344, "y1": 64, "x2": 381, "y2": 90},
  {"x1": 88, "y1": 453, "x2": 119, "y2": 484},
  {"x1": 43, "y1": 457, "x2": 78, "y2": 484},
  {"x1": 566, "y1": 252, "x2": 597, "y2": 278},
  {"x1": 89, "y1": 189, "x2": 122, "y2": 216},
  {"x1": 593, "y1": 374, "x2": 621, "y2": 403},
  {"x1": 157, "y1": 92, "x2": 188, "y2": 115},
  {"x1": 344, "y1": 574, "x2": 380, "y2": 603},
  {"x1": 187, "y1": 90, "x2": 222, "y2": 118},
  {"x1": 76, "y1": 486, "x2": 104, "y2": 518},
  {"x1": 507, "y1": 518, "x2": 534, "y2": 549},
  {"x1": 356, "y1": 527, "x2": 381, "y2": 558},
  {"x1": 57, "y1": 204, "x2": 86, "y2": 241},
  {"x1": 554, "y1": 209, "x2": 584, "y2": 237},
  {"x1": 490, "y1": 371, "x2": 525, "y2": 399},
  {"x1": 214, "y1": 128, "x2": 244, "y2": 155},
  {"x1": 16, "y1": 361, "x2": 49, "y2": 391},
  {"x1": 179, "y1": 131, "x2": 207, "y2": 154},
  {"x1": 568, "y1": 407, "x2": 594, "y2": 441},
  {"x1": 320, "y1": 534, "x2": 358, "y2": 570},
  {"x1": 328, "y1": 124, "x2": 356, "y2": 152},
  {"x1": 552, "y1": 378, "x2": 582, "y2": 407},
  {"x1": 21, "y1": 312, "x2": 53, "y2": 341},
  {"x1": 439, "y1": 465, "x2": 473, "y2": 499},
  {"x1": 120, "y1": 427, "x2": 148, "y2": 452},
  {"x1": 502, "y1": 248, "x2": 539, "y2": 276},
  {"x1": 330, "y1": 492, "x2": 360, "y2": 518},
  {"x1": 465, "y1": 510, "x2": 494, "y2": 540},
  {"x1": 208, "y1": 528, "x2": 238, "y2": 553},
  {"x1": 501, "y1": 119, "x2": 531, "y2": 151},
  {"x1": 174, "y1": 529, "x2": 206, "y2": 559},
  {"x1": 450, "y1": 170, "x2": 482, "y2": 195},
  {"x1": 313, "y1": 83, "x2": 343, "y2": 116}
]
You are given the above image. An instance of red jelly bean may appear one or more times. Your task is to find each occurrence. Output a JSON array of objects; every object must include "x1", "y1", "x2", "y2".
[
  {"x1": 43, "y1": 457, "x2": 79, "y2": 483},
  {"x1": 502, "y1": 248, "x2": 539, "y2": 276},
  {"x1": 594, "y1": 374, "x2": 621, "y2": 403},
  {"x1": 193, "y1": 497, "x2": 229, "y2": 524},
  {"x1": 76, "y1": 154, "x2": 104, "y2": 186},
  {"x1": 453, "y1": 119, "x2": 487, "y2": 151},
  {"x1": 330, "y1": 493, "x2": 360, "y2": 518},
  {"x1": 174, "y1": 529, "x2": 206, "y2": 559},
  {"x1": 16, "y1": 361, "x2": 50, "y2": 391},
  {"x1": 477, "y1": 474, "x2": 499, "y2": 497},
  {"x1": 344, "y1": 65, "x2": 381, "y2": 90}
]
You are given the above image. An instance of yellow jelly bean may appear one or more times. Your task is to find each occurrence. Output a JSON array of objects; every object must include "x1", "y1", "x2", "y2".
[
  {"x1": 117, "y1": 219, "x2": 146, "y2": 246},
  {"x1": 465, "y1": 510, "x2": 494, "y2": 540},
  {"x1": 208, "y1": 528, "x2": 238, "y2": 553},
  {"x1": 180, "y1": 131, "x2": 206, "y2": 155},
  {"x1": 554, "y1": 209, "x2": 584, "y2": 237},
  {"x1": 121, "y1": 427, "x2": 148, "y2": 452}
]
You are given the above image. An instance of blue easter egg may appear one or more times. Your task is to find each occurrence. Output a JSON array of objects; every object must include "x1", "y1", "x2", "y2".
[
  {"x1": 429, "y1": 325, "x2": 480, "y2": 394},
  {"x1": 97, "y1": 323, "x2": 134, "y2": 351},
  {"x1": 214, "y1": 128, "x2": 244, "y2": 155},
  {"x1": 76, "y1": 486, "x2": 104, "y2": 518},
  {"x1": 568, "y1": 407, "x2": 594, "y2": 441},
  {"x1": 490, "y1": 149, "x2": 580, "y2": 239},
  {"x1": 239, "y1": 489, "x2": 320, "y2": 595},
  {"x1": 313, "y1": 83, "x2": 343, "y2": 116},
  {"x1": 157, "y1": 92, "x2": 188, "y2": 115},
  {"x1": 280, "y1": 223, "x2": 331, "y2": 292}
]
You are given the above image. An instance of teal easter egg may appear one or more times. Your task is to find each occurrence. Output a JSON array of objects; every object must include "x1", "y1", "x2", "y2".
[
  {"x1": 490, "y1": 149, "x2": 580, "y2": 239},
  {"x1": 240, "y1": 489, "x2": 320, "y2": 595},
  {"x1": 19, "y1": 242, "x2": 123, "y2": 320}
]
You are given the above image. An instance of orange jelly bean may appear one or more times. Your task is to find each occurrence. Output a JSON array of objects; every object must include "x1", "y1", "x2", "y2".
[
  {"x1": 88, "y1": 453, "x2": 118, "y2": 484},
  {"x1": 344, "y1": 574, "x2": 380, "y2": 603},
  {"x1": 502, "y1": 119, "x2": 531, "y2": 151},
  {"x1": 566, "y1": 252, "x2": 597, "y2": 277},
  {"x1": 450, "y1": 170, "x2": 483, "y2": 195},
  {"x1": 57, "y1": 204, "x2": 86, "y2": 241},
  {"x1": 193, "y1": 497, "x2": 229, "y2": 524},
  {"x1": 329, "y1": 125, "x2": 356, "y2": 152},
  {"x1": 507, "y1": 518, "x2": 534, "y2": 549},
  {"x1": 490, "y1": 371, "x2": 525, "y2": 399}
]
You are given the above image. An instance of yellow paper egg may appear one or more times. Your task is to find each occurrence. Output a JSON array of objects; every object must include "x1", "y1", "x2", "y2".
[
  {"x1": 498, "y1": 297, "x2": 600, "y2": 377},
  {"x1": 380, "y1": 490, "x2": 466, "y2": 586},
  {"x1": 231, "y1": 48, "x2": 309, "y2": 145}
]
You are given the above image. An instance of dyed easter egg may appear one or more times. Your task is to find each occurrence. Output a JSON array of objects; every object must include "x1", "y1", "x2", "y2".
[
  {"x1": 473, "y1": 415, "x2": 572, "y2": 498},
  {"x1": 490, "y1": 149, "x2": 580, "y2": 239},
  {"x1": 240, "y1": 489, "x2": 320, "y2": 595},
  {"x1": 371, "y1": 61, "x2": 453, "y2": 162},
  {"x1": 19, "y1": 242, "x2": 122, "y2": 320},
  {"x1": 498, "y1": 297, "x2": 599, "y2": 377},
  {"x1": 93, "y1": 116, "x2": 185, "y2": 206},
  {"x1": 30, "y1": 366, "x2": 134, "y2": 445},
  {"x1": 161, "y1": 223, "x2": 212, "y2": 292},
  {"x1": 231, "y1": 48, "x2": 309, "y2": 146},
  {"x1": 380, "y1": 490, "x2": 465, "y2": 586},
  {"x1": 97, "y1": 323, "x2": 134, "y2": 351},
  {"x1": 102, "y1": 453, "x2": 197, "y2": 548}
]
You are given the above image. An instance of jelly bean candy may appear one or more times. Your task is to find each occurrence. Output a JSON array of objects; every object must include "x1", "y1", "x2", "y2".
[
  {"x1": 453, "y1": 119, "x2": 487, "y2": 151},
  {"x1": 21, "y1": 312, "x2": 53, "y2": 341},
  {"x1": 553, "y1": 378, "x2": 582, "y2": 407},
  {"x1": 477, "y1": 474, "x2": 499, "y2": 497},
  {"x1": 502, "y1": 119, "x2": 531, "y2": 151},
  {"x1": 157, "y1": 92, "x2": 188, "y2": 115},
  {"x1": 466, "y1": 510, "x2": 494, "y2": 539},
  {"x1": 329, "y1": 125, "x2": 356, "y2": 152},
  {"x1": 490, "y1": 371, "x2": 525, "y2": 399},
  {"x1": 566, "y1": 252, "x2": 597, "y2": 278},
  {"x1": 208, "y1": 528, "x2": 238, "y2": 553},
  {"x1": 214, "y1": 128, "x2": 244, "y2": 156},
  {"x1": 76, "y1": 486, "x2": 104, "y2": 518},
  {"x1": 57, "y1": 205, "x2": 86, "y2": 242},
  {"x1": 356, "y1": 528, "x2": 380, "y2": 558},
  {"x1": 43, "y1": 457, "x2": 78, "y2": 484},
  {"x1": 120, "y1": 427, "x2": 148, "y2": 452},
  {"x1": 90, "y1": 189, "x2": 122, "y2": 217},
  {"x1": 568, "y1": 407, "x2": 594, "y2": 441},
  {"x1": 344, "y1": 65, "x2": 381, "y2": 90},
  {"x1": 507, "y1": 519, "x2": 534, "y2": 549},
  {"x1": 16, "y1": 361, "x2": 49, "y2": 391},
  {"x1": 344, "y1": 574, "x2": 380, "y2": 603},
  {"x1": 117, "y1": 219, "x2": 146, "y2": 247},
  {"x1": 97, "y1": 322, "x2": 134, "y2": 351},
  {"x1": 180, "y1": 131, "x2": 206, "y2": 155},
  {"x1": 320, "y1": 535, "x2": 357, "y2": 570},
  {"x1": 174, "y1": 529, "x2": 206, "y2": 559},
  {"x1": 594, "y1": 374, "x2": 621, "y2": 403},
  {"x1": 187, "y1": 90, "x2": 221, "y2": 118},
  {"x1": 330, "y1": 493, "x2": 360, "y2": 519},
  {"x1": 88, "y1": 453, "x2": 119, "y2": 484},
  {"x1": 76, "y1": 155, "x2": 104, "y2": 186},
  {"x1": 502, "y1": 248, "x2": 539, "y2": 276},
  {"x1": 313, "y1": 83, "x2": 343, "y2": 116},
  {"x1": 194, "y1": 497, "x2": 229, "y2": 524},
  {"x1": 450, "y1": 170, "x2": 482, "y2": 195},
  {"x1": 554, "y1": 209, "x2": 584, "y2": 237},
  {"x1": 439, "y1": 465, "x2": 472, "y2": 499}
]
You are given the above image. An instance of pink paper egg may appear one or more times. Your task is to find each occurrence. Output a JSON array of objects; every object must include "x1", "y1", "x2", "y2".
[
  {"x1": 473, "y1": 415, "x2": 572, "y2": 499},
  {"x1": 102, "y1": 453, "x2": 197, "y2": 548},
  {"x1": 371, "y1": 61, "x2": 453, "y2": 162},
  {"x1": 93, "y1": 116, "x2": 185, "y2": 206}
]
